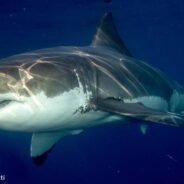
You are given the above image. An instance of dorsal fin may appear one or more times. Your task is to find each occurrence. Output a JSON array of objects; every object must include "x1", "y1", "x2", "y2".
[{"x1": 91, "y1": 12, "x2": 132, "y2": 56}]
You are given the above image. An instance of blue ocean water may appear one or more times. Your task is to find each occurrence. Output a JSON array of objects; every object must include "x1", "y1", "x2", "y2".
[{"x1": 0, "y1": 0, "x2": 184, "y2": 183}]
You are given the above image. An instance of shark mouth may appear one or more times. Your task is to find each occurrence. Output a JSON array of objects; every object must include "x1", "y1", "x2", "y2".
[{"x1": 0, "y1": 99, "x2": 16, "y2": 108}]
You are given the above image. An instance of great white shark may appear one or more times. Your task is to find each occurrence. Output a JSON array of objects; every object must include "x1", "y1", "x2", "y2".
[{"x1": 0, "y1": 13, "x2": 184, "y2": 165}]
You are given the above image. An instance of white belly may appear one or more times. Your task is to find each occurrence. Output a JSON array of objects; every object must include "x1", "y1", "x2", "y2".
[{"x1": 0, "y1": 87, "x2": 123, "y2": 132}]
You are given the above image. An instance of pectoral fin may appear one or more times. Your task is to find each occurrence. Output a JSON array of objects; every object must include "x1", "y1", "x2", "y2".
[
  {"x1": 31, "y1": 130, "x2": 83, "y2": 166},
  {"x1": 97, "y1": 98, "x2": 184, "y2": 127}
]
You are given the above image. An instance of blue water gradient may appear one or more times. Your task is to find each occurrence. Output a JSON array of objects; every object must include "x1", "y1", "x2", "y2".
[{"x1": 0, "y1": 0, "x2": 184, "y2": 183}]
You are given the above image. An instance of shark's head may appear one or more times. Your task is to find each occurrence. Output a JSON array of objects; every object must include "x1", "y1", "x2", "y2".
[
  {"x1": 0, "y1": 64, "x2": 35, "y2": 131},
  {"x1": 0, "y1": 65, "x2": 26, "y2": 130},
  {"x1": 0, "y1": 58, "x2": 88, "y2": 132}
]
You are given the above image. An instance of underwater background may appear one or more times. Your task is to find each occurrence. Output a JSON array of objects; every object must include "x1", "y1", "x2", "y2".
[{"x1": 0, "y1": 0, "x2": 184, "y2": 183}]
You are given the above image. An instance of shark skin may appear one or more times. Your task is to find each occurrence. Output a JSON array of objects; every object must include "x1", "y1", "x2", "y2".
[{"x1": 0, "y1": 13, "x2": 184, "y2": 165}]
